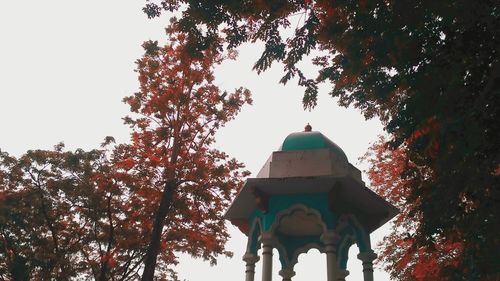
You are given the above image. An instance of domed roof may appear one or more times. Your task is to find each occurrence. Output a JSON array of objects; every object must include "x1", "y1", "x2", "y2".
[{"x1": 281, "y1": 131, "x2": 348, "y2": 162}]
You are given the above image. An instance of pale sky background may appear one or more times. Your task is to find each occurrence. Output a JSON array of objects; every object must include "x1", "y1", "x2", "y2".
[{"x1": 0, "y1": 1, "x2": 392, "y2": 280}]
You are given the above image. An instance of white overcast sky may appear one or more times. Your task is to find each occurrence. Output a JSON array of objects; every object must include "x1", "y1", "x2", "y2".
[{"x1": 0, "y1": 1, "x2": 392, "y2": 280}]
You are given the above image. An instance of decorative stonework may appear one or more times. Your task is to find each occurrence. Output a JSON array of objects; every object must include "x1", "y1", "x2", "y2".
[
  {"x1": 279, "y1": 268, "x2": 296, "y2": 281},
  {"x1": 243, "y1": 253, "x2": 260, "y2": 281},
  {"x1": 225, "y1": 128, "x2": 398, "y2": 281}
]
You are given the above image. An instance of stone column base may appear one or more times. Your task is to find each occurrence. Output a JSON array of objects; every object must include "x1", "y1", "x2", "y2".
[{"x1": 279, "y1": 268, "x2": 296, "y2": 281}]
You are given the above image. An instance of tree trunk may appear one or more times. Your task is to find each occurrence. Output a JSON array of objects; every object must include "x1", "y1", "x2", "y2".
[
  {"x1": 141, "y1": 181, "x2": 176, "y2": 281},
  {"x1": 99, "y1": 195, "x2": 115, "y2": 281},
  {"x1": 11, "y1": 255, "x2": 30, "y2": 281}
]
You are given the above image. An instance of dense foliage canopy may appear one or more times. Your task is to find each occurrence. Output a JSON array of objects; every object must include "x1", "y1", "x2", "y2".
[
  {"x1": 363, "y1": 137, "x2": 463, "y2": 280},
  {"x1": 0, "y1": 23, "x2": 252, "y2": 280},
  {"x1": 0, "y1": 144, "x2": 148, "y2": 280},
  {"x1": 143, "y1": 0, "x2": 500, "y2": 279},
  {"x1": 124, "y1": 23, "x2": 251, "y2": 280}
]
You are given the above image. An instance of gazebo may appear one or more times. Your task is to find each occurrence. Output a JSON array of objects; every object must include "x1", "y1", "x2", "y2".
[{"x1": 225, "y1": 125, "x2": 398, "y2": 281}]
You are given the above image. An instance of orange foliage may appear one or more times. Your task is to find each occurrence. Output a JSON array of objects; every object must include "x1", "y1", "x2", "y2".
[
  {"x1": 120, "y1": 23, "x2": 252, "y2": 280},
  {"x1": 363, "y1": 136, "x2": 463, "y2": 281}
]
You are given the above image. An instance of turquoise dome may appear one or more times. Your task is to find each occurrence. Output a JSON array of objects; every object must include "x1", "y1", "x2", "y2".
[{"x1": 281, "y1": 131, "x2": 348, "y2": 162}]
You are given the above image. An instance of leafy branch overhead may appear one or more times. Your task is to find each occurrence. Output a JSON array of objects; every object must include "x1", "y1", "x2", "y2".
[{"x1": 143, "y1": 1, "x2": 500, "y2": 279}]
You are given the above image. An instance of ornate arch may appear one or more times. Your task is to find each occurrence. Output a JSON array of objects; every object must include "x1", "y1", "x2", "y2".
[
  {"x1": 288, "y1": 242, "x2": 324, "y2": 270},
  {"x1": 336, "y1": 214, "x2": 371, "y2": 252},
  {"x1": 337, "y1": 234, "x2": 355, "y2": 270},
  {"x1": 269, "y1": 204, "x2": 329, "y2": 270},
  {"x1": 271, "y1": 204, "x2": 328, "y2": 235},
  {"x1": 246, "y1": 218, "x2": 263, "y2": 255}
]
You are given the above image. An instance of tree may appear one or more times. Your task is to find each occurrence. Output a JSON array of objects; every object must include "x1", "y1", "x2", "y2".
[
  {"x1": 0, "y1": 21, "x2": 251, "y2": 281},
  {"x1": 142, "y1": 1, "x2": 500, "y2": 278},
  {"x1": 0, "y1": 143, "x2": 149, "y2": 281},
  {"x1": 0, "y1": 146, "x2": 88, "y2": 281},
  {"x1": 64, "y1": 141, "x2": 150, "y2": 281},
  {"x1": 120, "y1": 22, "x2": 252, "y2": 280},
  {"x1": 363, "y1": 136, "x2": 463, "y2": 281}
]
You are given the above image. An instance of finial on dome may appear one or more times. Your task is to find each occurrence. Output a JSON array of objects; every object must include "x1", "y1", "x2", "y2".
[{"x1": 304, "y1": 123, "x2": 312, "y2": 132}]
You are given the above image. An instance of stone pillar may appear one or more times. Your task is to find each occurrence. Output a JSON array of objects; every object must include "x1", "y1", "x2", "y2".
[
  {"x1": 279, "y1": 268, "x2": 296, "y2": 281},
  {"x1": 260, "y1": 232, "x2": 274, "y2": 281},
  {"x1": 321, "y1": 231, "x2": 340, "y2": 281},
  {"x1": 337, "y1": 269, "x2": 349, "y2": 281},
  {"x1": 357, "y1": 250, "x2": 377, "y2": 281},
  {"x1": 243, "y1": 253, "x2": 260, "y2": 281}
]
